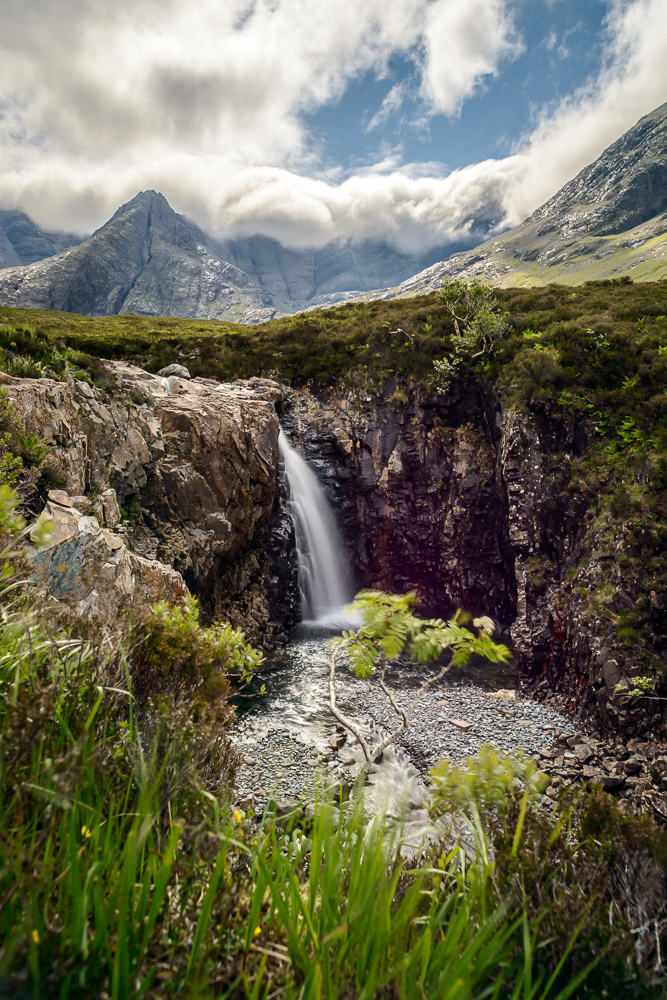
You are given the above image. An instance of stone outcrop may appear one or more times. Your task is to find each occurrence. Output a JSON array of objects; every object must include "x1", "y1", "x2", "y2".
[
  {"x1": 28, "y1": 489, "x2": 188, "y2": 620},
  {"x1": 4, "y1": 363, "x2": 298, "y2": 644}
]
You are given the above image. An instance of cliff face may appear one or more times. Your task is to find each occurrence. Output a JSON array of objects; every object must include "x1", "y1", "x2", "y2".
[
  {"x1": 497, "y1": 407, "x2": 664, "y2": 737},
  {"x1": 7, "y1": 363, "x2": 659, "y2": 735},
  {"x1": 5, "y1": 363, "x2": 299, "y2": 644}
]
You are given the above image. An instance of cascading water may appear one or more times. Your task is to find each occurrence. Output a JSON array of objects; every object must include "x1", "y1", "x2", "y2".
[
  {"x1": 232, "y1": 433, "x2": 569, "y2": 839},
  {"x1": 278, "y1": 429, "x2": 353, "y2": 622}
]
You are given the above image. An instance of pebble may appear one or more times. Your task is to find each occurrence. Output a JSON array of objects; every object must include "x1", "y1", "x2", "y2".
[{"x1": 335, "y1": 665, "x2": 577, "y2": 775}]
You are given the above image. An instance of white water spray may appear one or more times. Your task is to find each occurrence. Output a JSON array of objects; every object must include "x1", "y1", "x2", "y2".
[{"x1": 279, "y1": 430, "x2": 353, "y2": 622}]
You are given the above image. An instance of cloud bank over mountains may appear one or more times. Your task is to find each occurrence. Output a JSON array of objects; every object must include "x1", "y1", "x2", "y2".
[{"x1": 0, "y1": 0, "x2": 665, "y2": 251}]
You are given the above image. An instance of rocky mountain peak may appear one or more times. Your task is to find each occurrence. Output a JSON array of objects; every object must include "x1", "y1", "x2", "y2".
[{"x1": 531, "y1": 100, "x2": 667, "y2": 239}]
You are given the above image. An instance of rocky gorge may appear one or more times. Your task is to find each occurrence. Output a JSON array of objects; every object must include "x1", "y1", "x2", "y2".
[
  {"x1": 2, "y1": 294, "x2": 667, "y2": 995},
  {"x1": 4, "y1": 349, "x2": 663, "y2": 749}
]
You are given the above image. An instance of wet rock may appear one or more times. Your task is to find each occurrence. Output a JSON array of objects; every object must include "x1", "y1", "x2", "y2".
[{"x1": 157, "y1": 364, "x2": 191, "y2": 379}]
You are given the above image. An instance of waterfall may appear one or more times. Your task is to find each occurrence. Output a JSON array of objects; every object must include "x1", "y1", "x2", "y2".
[{"x1": 279, "y1": 430, "x2": 353, "y2": 622}]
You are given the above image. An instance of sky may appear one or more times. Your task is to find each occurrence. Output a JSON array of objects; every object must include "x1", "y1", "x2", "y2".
[{"x1": 0, "y1": 0, "x2": 665, "y2": 253}]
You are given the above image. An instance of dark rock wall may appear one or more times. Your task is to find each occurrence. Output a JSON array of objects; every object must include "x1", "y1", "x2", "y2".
[
  {"x1": 279, "y1": 381, "x2": 516, "y2": 625},
  {"x1": 276, "y1": 383, "x2": 662, "y2": 737}
]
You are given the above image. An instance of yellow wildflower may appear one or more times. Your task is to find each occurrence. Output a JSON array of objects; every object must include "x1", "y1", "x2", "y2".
[
  {"x1": 254, "y1": 926, "x2": 262, "y2": 937},
  {"x1": 233, "y1": 810, "x2": 243, "y2": 822},
  {"x1": 32, "y1": 929, "x2": 40, "y2": 945},
  {"x1": 81, "y1": 825, "x2": 91, "y2": 838}
]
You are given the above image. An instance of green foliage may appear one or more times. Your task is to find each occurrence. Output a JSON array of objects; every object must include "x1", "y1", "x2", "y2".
[
  {"x1": 434, "y1": 280, "x2": 510, "y2": 388},
  {"x1": 15, "y1": 432, "x2": 48, "y2": 467},
  {"x1": 330, "y1": 590, "x2": 511, "y2": 678},
  {"x1": 0, "y1": 389, "x2": 23, "y2": 488},
  {"x1": 0, "y1": 484, "x2": 26, "y2": 538},
  {"x1": 119, "y1": 493, "x2": 147, "y2": 525},
  {"x1": 620, "y1": 674, "x2": 657, "y2": 697},
  {"x1": 430, "y1": 744, "x2": 548, "y2": 822},
  {"x1": 133, "y1": 594, "x2": 264, "y2": 705}
]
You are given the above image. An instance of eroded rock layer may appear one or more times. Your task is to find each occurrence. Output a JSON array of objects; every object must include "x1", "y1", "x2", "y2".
[{"x1": 4, "y1": 364, "x2": 299, "y2": 643}]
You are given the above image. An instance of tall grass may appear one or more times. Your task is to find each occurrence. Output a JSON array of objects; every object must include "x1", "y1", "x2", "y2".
[{"x1": 0, "y1": 551, "x2": 664, "y2": 996}]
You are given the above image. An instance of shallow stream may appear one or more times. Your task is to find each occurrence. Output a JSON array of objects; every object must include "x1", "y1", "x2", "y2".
[{"x1": 231, "y1": 430, "x2": 578, "y2": 828}]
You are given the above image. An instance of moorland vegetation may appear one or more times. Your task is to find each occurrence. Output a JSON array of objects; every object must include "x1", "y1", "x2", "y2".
[{"x1": 1, "y1": 279, "x2": 667, "y2": 995}]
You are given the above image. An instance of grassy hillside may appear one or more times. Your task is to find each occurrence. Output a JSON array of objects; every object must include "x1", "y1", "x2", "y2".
[
  {"x1": 1, "y1": 276, "x2": 667, "y2": 390},
  {"x1": 385, "y1": 211, "x2": 667, "y2": 293}
]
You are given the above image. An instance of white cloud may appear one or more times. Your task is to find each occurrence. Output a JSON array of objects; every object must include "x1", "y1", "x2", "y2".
[
  {"x1": 365, "y1": 81, "x2": 411, "y2": 132},
  {"x1": 0, "y1": 0, "x2": 665, "y2": 255},
  {"x1": 420, "y1": 0, "x2": 522, "y2": 115}
]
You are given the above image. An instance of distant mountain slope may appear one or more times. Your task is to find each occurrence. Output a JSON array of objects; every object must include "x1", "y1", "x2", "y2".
[
  {"x1": 0, "y1": 193, "x2": 470, "y2": 321},
  {"x1": 213, "y1": 233, "x2": 467, "y2": 313},
  {"x1": 333, "y1": 101, "x2": 667, "y2": 303},
  {"x1": 0, "y1": 210, "x2": 82, "y2": 268},
  {"x1": 0, "y1": 192, "x2": 275, "y2": 324}
]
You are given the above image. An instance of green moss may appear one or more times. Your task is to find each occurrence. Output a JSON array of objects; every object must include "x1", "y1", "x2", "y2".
[{"x1": 617, "y1": 626, "x2": 643, "y2": 648}]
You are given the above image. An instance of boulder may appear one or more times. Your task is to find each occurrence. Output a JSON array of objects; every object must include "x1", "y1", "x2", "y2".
[
  {"x1": 157, "y1": 364, "x2": 191, "y2": 379},
  {"x1": 28, "y1": 492, "x2": 188, "y2": 621}
]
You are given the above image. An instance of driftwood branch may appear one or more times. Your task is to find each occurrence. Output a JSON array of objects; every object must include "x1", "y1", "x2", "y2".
[
  {"x1": 328, "y1": 646, "x2": 453, "y2": 768},
  {"x1": 328, "y1": 648, "x2": 374, "y2": 765}
]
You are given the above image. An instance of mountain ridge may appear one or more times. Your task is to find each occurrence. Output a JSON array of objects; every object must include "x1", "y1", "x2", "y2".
[
  {"x1": 0, "y1": 194, "x2": 469, "y2": 322},
  {"x1": 335, "y1": 101, "x2": 667, "y2": 303},
  {"x1": 1, "y1": 101, "x2": 666, "y2": 319},
  {"x1": 0, "y1": 210, "x2": 83, "y2": 268}
]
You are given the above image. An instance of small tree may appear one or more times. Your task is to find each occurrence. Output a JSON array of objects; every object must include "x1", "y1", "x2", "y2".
[
  {"x1": 434, "y1": 279, "x2": 509, "y2": 389},
  {"x1": 327, "y1": 591, "x2": 511, "y2": 770}
]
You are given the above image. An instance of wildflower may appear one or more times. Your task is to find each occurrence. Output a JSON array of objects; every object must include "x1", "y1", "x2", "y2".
[
  {"x1": 254, "y1": 926, "x2": 262, "y2": 937},
  {"x1": 233, "y1": 809, "x2": 243, "y2": 822},
  {"x1": 81, "y1": 825, "x2": 91, "y2": 838},
  {"x1": 32, "y1": 929, "x2": 39, "y2": 944}
]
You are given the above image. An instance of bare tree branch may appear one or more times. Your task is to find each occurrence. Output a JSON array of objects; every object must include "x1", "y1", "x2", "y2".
[{"x1": 328, "y1": 648, "x2": 373, "y2": 765}]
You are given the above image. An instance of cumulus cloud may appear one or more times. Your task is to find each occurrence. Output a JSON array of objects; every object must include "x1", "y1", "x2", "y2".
[
  {"x1": 419, "y1": 0, "x2": 522, "y2": 115},
  {"x1": 0, "y1": 0, "x2": 665, "y2": 253}
]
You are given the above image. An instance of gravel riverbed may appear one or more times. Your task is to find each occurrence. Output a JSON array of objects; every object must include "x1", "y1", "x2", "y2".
[{"x1": 231, "y1": 628, "x2": 578, "y2": 812}]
